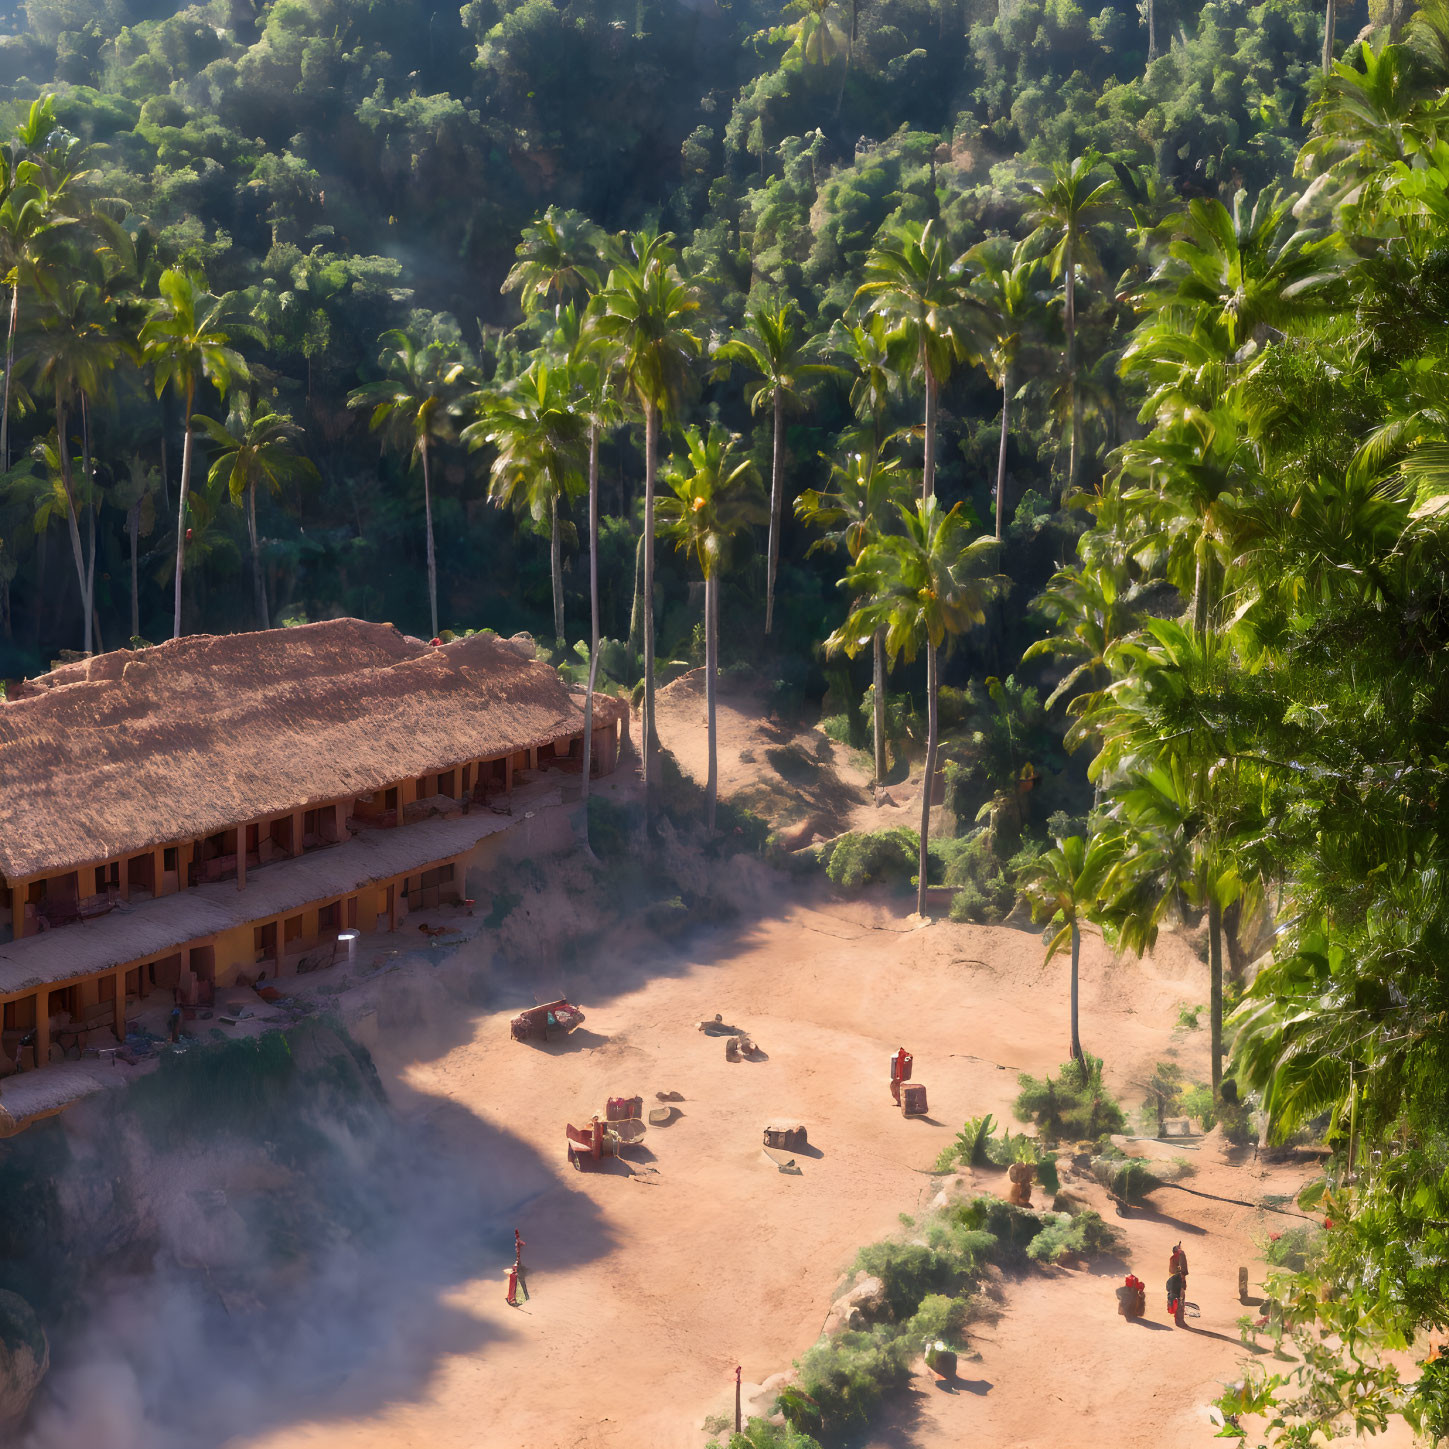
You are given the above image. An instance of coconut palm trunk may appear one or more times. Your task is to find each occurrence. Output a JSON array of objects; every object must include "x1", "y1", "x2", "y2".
[
  {"x1": 128, "y1": 501, "x2": 140, "y2": 640},
  {"x1": 872, "y1": 628, "x2": 888, "y2": 783},
  {"x1": 765, "y1": 385, "x2": 784, "y2": 635},
  {"x1": 1, "y1": 281, "x2": 19, "y2": 471},
  {"x1": 1322, "y1": 0, "x2": 1336, "y2": 72},
  {"x1": 421, "y1": 435, "x2": 438, "y2": 638},
  {"x1": 1064, "y1": 235, "x2": 1078, "y2": 498},
  {"x1": 705, "y1": 566, "x2": 719, "y2": 831},
  {"x1": 172, "y1": 375, "x2": 196, "y2": 640},
  {"x1": 643, "y1": 401, "x2": 659, "y2": 818},
  {"x1": 628, "y1": 530, "x2": 646, "y2": 658},
  {"x1": 995, "y1": 362, "x2": 1011, "y2": 541},
  {"x1": 550, "y1": 492, "x2": 565, "y2": 642},
  {"x1": 248, "y1": 478, "x2": 270, "y2": 629},
  {"x1": 1208, "y1": 895, "x2": 1224, "y2": 1095},
  {"x1": 53, "y1": 386, "x2": 92, "y2": 653},
  {"x1": 1069, "y1": 919, "x2": 1085, "y2": 1065},
  {"x1": 922, "y1": 354, "x2": 938, "y2": 501},
  {"x1": 81, "y1": 392, "x2": 100, "y2": 655},
  {"x1": 581, "y1": 422, "x2": 601, "y2": 807},
  {"x1": 917, "y1": 638, "x2": 939, "y2": 916}
]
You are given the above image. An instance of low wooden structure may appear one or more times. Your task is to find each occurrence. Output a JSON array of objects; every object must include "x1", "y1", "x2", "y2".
[
  {"x1": 510, "y1": 999, "x2": 585, "y2": 1043},
  {"x1": 0, "y1": 620, "x2": 626, "y2": 1092},
  {"x1": 763, "y1": 1122, "x2": 808, "y2": 1151}
]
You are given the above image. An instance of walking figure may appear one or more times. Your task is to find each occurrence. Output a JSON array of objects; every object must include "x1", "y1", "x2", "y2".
[
  {"x1": 506, "y1": 1227, "x2": 529, "y2": 1306},
  {"x1": 1167, "y1": 1241, "x2": 1188, "y2": 1326}
]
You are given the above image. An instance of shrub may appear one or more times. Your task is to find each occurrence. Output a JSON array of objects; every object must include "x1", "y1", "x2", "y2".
[
  {"x1": 707, "y1": 1419, "x2": 824, "y2": 1449},
  {"x1": 1025, "y1": 1207, "x2": 1120, "y2": 1264},
  {"x1": 1090, "y1": 1154, "x2": 1161, "y2": 1203},
  {"x1": 823, "y1": 829, "x2": 919, "y2": 891},
  {"x1": 586, "y1": 795, "x2": 635, "y2": 858},
  {"x1": 905, "y1": 1292, "x2": 970, "y2": 1346},
  {"x1": 789, "y1": 1326, "x2": 912, "y2": 1434},
  {"x1": 853, "y1": 1239, "x2": 961, "y2": 1318},
  {"x1": 1014, "y1": 1056, "x2": 1127, "y2": 1142},
  {"x1": 1260, "y1": 1225, "x2": 1321, "y2": 1273},
  {"x1": 954, "y1": 1114, "x2": 997, "y2": 1168}
]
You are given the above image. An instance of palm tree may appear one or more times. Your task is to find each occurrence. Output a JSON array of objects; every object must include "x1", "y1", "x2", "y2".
[
  {"x1": 347, "y1": 329, "x2": 464, "y2": 639},
  {"x1": 501, "y1": 207, "x2": 604, "y2": 315},
  {"x1": 832, "y1": 314, "x2": 901, "y2": 443},
  {"x1": 138, "y1": 267, "x2": 250, "y2": 639},
  {"x1": 466, "y1": 356, "x2": 589, "y2": 643},
  {"x1": 112, "y1": 453, "x2": 158, "y2": 641},
  {"x1": 1088, "y1": 619, "x2": 1263, "y2": 1095},
  {"x1": 1020, "y1": 834, "x2": 1121, "y2": 1065},
  {"x1": 1098, "y1": 759, "x2": 1250, "y2": 1096},
  {"x1": 796, "y1": 444, "x2": 912, "y2": 782},
  {"x1": 716, "y1": 300, "x2": 844, "y2": 634},
  {"x1": 1022, "y1": 559, "x2": 1138, "y2": 733},
  {"x1": 554, "y1": 302, "x2": 624, "y2": 804},
  {"x1": 855, "y1": 220, "x2": 976, "y2": 501},
  {"x1": 594, "y1": 230, "x2": 703, "y2": 818},
  {"x1": 1145, "y1": 189, "x2": 1344, "y2": 357},
  {"x1": 657, "y1": 426, "x2": 766, "y2": 830},
  {"x1": 826, "y1": 497, "x2": 1004, "y2": 915},
  {"x1": 0, "y1": 96, "x2": 88, "y2": 472},
  {"x1": 1022, "y1": 151, "x2": 1119, "y2": 495},
  {"x1": 196, "y1": 399, "x2": 318, "y2": 629},
  {"x1": 964, "y1": 236, "x2": 1043, "y2": 540},
  {"x1": 26, "y1": 277, "x2": 128, "y2": 652}
]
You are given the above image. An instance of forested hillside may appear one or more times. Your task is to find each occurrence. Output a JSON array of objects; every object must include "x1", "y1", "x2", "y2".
[
  {"x1": 0, "y1": 0, "x2": 1333, "y2": 668},
  {"x1": 8, "y1": 0, "x2": 1449, "y2": 1441}
]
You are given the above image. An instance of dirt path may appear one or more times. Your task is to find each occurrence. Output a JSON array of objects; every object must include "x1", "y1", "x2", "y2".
[
  {"x1": 228, "y1": 693, "x2": 1402, "y2": 1449},
  {"x1": 230, "y1": 875, "x2": 1331, "y2": 1449}
]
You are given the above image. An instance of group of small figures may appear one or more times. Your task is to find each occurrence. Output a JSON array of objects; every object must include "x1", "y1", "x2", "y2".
[{"x1": 1117, "y1": 1243, "x2": 1190, "y2": 1327}]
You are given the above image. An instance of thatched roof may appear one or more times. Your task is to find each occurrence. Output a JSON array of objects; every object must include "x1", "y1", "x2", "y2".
[
  {"x1": 0, "y1": 786, "x2": 562, "y2": 995},
  {"x1": 0, "y1": 620, "x2": 624, "y2": 881}
]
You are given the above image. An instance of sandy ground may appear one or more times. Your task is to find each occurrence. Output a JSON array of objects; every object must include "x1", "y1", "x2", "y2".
[
  {"x1": 227, "y1": 687, "x2": 1407, "y2": 1449},
  {"x1": 653, "y1": 671, "x2": 923, "y2": 843}
]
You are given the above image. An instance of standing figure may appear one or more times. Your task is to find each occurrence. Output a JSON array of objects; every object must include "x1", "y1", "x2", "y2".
[
  {"x1": 512, "y1": 1228, "x2": 529, "y2": 1303},
  {"x1": 1167, "y1": 1242, "x2": 1189, "y2": 1326}
]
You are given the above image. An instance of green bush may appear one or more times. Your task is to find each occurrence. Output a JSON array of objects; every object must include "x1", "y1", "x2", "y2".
[
  {"x1": 1025, "y1": 1208, "x2": 1119, "y2": 1264},
  {"x1": 822, "y1": 829, "x2": 920, "y2": 891},
  {"x1": 585, "y1": 795, "x2": 636, "y2": 857},
  {"x1": 789, "y1": 1326, "x2": 912, "y2": 1435},
  {"x1": 905, "y1": 1292, "x2": 971, "y2": 1346},
  {"x1": 1260, "y1": 1225, "x2": 1321, "y2": 1273},
  {"x1": 1014, "y1": 1056, "x2": 1127, "y2": 1143},
  {"x1": 707, "y1": 1419, "x2": 824, "y2": 1449},
  {"x1": 853, "y1": 1239, "x2": 961, "y2": 1318}
]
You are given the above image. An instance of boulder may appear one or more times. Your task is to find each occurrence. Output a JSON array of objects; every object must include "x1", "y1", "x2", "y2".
[
  {"x1": 0, "y1": 1290, "x2": 48, "y2": 1431},
  {"x1": 822, "y1": 1272, "x2": 886, "y2": 1334}
]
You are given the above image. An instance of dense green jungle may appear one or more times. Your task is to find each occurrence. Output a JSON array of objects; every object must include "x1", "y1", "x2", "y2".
[{"x1": 3, "y1": 0, "x2": 1449, "y2": 1437}]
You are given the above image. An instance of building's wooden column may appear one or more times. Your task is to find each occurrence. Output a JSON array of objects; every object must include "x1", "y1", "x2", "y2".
[
  {"x1": 394, "y1": 780, "x2": 409, "y2": 826},
  {"x1": 152, "y1": 846, "x2": 166, "y2": 897},
  {"x1": 505, "y1": 757, "x2": 514, "y2": 797},
  {"x1": 34, "y1": 988, "x2": 50, "y2": 1068},
  {"x1": 119, "y1": 858, "x2": 130, "y2": 902},
  {"x1": 334, "y1": 801, "x2": 347, "y2": 839},
  {"x1": 291, "y1": 811, "x2": 304, "y2": 856},
  {"x1": 460, "y1": 763, "x2": 471, "y2": 797},
  {"x1": 236, "y1": 827, "x2": 247, "y2": 891},
  {"x1": 112, "y1": 968, "x2": 126, "y2": 1040},
  {"x1": 387, "y1": 883, "x2": 399, "y2": 932},
  {"x1": 529, "y1": 746, "x2": 539, "y2": 770},
  {"x1": 10, "y1": 879, "x2": 25, "y2": 941}
]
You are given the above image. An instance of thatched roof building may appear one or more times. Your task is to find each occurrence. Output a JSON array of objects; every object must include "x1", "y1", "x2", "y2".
[{"x1": 0, "y1": 619, "x2": 624, "y2": 881}]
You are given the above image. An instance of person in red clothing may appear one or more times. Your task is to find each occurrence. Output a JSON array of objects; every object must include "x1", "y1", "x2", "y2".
[{"x1": 1167, "y1": 1242, "x2": 1189, "y2": 1325}]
